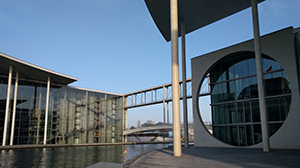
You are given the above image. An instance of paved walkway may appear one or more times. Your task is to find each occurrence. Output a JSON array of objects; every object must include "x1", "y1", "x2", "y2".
[
  {"x1": 87, "y1": 161, "x2": 122, "y2": 168},
  {"x1": 125, "y1": 145, "x2": 300, "y2": 168}
]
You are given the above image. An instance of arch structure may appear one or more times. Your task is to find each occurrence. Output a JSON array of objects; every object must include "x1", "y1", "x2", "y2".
[{"x1": 191, "y1": 27, "x2": 300, "y2": 149}]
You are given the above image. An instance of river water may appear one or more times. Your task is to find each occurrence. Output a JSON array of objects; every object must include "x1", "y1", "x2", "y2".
[{"x1": 0, "y1": 144, "x2": 169, "y2": 168}]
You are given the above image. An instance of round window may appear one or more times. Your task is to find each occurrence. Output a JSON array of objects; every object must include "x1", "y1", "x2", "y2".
[{"x1": 199, "y1": 51, "x2": 291, "y2": 146}]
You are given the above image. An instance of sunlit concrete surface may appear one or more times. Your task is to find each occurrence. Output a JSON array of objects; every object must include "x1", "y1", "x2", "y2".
[
  {"x1": 86, "y1": 162, "x2": 122, "y2": 168},
  {"x1": 127, "y1": 145, "x2": 300, "y2": 168}
]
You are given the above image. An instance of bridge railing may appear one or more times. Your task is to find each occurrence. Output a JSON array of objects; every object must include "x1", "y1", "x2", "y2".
[{"x1": 124, "y1": 77, "x2": 210, "y2": 109}]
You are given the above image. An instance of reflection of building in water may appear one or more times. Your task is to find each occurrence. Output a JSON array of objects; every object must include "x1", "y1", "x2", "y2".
[
  {"x1": 0, "y1": 52, "x2": 123, "y2": 146},
  {"x1": 192, "y1": 27, "x2": 300, "y2": 149}
]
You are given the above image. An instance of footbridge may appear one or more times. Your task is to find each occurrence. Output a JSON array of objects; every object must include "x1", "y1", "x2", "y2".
[
  {"x1": 123, "y1": 124, "x2": 193, "y2": 136},
  {"x1": 123, "y1": 77, "x2": 210, "y2": 125}
]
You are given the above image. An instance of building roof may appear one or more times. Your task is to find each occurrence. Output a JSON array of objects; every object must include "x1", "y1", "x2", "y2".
[
  {"x1": 0, "y1": 52, "x2": 78, "y2": 86},
  {"x1": 145, "y1": 0, "x2": 265, "y2": 42}
]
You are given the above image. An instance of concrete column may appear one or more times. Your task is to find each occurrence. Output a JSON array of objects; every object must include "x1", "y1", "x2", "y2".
[
  {"x1": 166, "y1": 87, "x2": 170, "y2": 124},
  {"x1": 44, "y1": 77, "x2": 50, "y2": 145},
  {"x1": 2, "y1": 66, "x2": 13, "y2": 146},
  {"x1": 163, "y1": 86, "x2": 166, "y2": 124},
  {"x1": 170, "y1": 0, "x2": 181, "y2": 157},
  {"x1": 167, "y1": 102, "x2": 170, "y2": 124},
  {"x1": 85, "y1": 91, "x2": 89, "y2": 143},
  {"x1": 104, "y1": 94, "x2": 107, "y2": 143},
  {"x1": 123, "y1": 96, "x2": 128, "y2": 142},
  {"x1": 181, "y1": 20, "x2": 189, "y2": 148},
  {"x1": 36, "y1": 87, "x2": 42, "y2": 144},
  {"x1": 251, "y1": 0, "x2": 270, "y2": 152},
  {"x1": 10, "y1": 71, "x2": 19, "y2": 146}
]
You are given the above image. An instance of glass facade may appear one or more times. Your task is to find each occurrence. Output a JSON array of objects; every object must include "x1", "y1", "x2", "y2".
[
  {"x1": 208, "y1": 51, "x2": 291, "y2": 146},
  {"x1": 0, "y1": 77, "x2": 123, "y2": 145}
]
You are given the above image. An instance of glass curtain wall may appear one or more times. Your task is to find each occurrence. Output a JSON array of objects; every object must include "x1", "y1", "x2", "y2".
[
  {"x1": 0, "y1": 77, "x2": 48, "y2": 145},
  {"x1": 0, "y1": 76, "x2": 123, "y2": 145},
  {"x1": 208, "y1": 52, "x2": 291, "y2": 146},
  {"x1": 0, "y1": 77, "x2": 8, "y2": 145},
  {"x1": 49, "y1": 87, "x2": 123, "y2": 145}
]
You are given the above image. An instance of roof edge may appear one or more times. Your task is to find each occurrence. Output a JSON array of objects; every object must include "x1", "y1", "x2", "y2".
[{"x1": 0, "y1": 52, "x2": 78, "y2": 81}]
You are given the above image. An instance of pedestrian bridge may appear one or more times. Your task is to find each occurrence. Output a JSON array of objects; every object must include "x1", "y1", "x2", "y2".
[{"x1": 123, "y1": 124, "x2": 193, "y2": 135}]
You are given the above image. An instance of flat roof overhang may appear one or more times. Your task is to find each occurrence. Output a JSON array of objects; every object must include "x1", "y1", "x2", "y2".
[
  {"x1": 0, "y1": 52, "x2": 78, "y2": 86},
  {"x1": 145, "y1": 0, "x2": 265, "y2": 42}
]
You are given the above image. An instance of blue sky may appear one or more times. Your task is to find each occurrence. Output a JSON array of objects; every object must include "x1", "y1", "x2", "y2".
[{"x1": 1, "y1": 0, "x2": 299, "y2": 127}]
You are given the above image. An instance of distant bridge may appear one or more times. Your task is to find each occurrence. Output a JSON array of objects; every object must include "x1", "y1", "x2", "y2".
[{"x1": 123, "y1": 124, "x2": 193, "y2": 135}]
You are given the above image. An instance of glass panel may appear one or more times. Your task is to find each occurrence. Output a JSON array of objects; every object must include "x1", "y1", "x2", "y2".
[
  {"x1": 223, "y1": 82, "x2": 236, "y2": 102},
  {"x1": 210, "y1": 63, "x2": 222, "y2": 83},
  {"x1": 213, "y1": 126, "x2": 220, "y2": 140},
  {"x1": 213, "y1": 126, "x2": 226, "y2": 143},
  {"x1": 212, "y1": 106, "x2": 219, "y2": 125},
  {"x1": 239, "y1": 125, "x2": 246, "y2": 146},
  {"x1": 235, "y1": 60, "x2": 248, "y2": 78},
  {"x1": 253, "y1": 124, "x2": 262, "y2": 144},
  {"x1": 248, "y1": 58, "x2": 257, "y2": 76},
  {"x1": 211, "y1": 83, "x2": 223, "y2": 104},
  {"x1": 224, "y1": 103, "x2": 236, "y2": 124},
  {"x1": 285, "y1": 96, "x2": 292, "y2": 117},
  {"x1": 237, "y1": 102, "x2": 244, "y2": 123},
  {"x1": 269, "y1": 123, "x2": 283, "y2": 136},
  {"x1": 219, "y1": 57, "x2": 234, "y2": 81},
  {"x1": 265, "y1": 72, "x2": 283, "y2": 96},
  {"x1": 263, "y1": 58, "x2": 282, "y2": 72},
  {"x1": 282, "y1": 72, "x2": 291, "y2": 94},
  {"x1": 212, "y1": 105, "x2": 224, "y2": 125},
  {"x1": 251, "y1": 100, "x2": 260, "y2": 122},
  {"x1": 223, "y1": 81, "x2": 235, "y2": 102},
  {"x1": 246, "y1": 125, "x2": 254, "y2": 145},
  {"x1": 244, "y1": 101, "x2": 251, "y2": 122},
  {"x1": 228, "y1": 65, "x2": 235, "y2": 80},
  {"x1": 231, "y1": 126, "x2": 238, "y2": 146},
  {"x1": 222, "y1": 83, "x2": 228, "y2": 102},
  {"x1": 236, "y1": 78, "x2": 250, "y2": 100},
  {"x1": 267, "y1": 97, "x2": 285, "y2": 121},
  {"x1": 249, "y1": 77, "x2": 258, "y2": 98}
]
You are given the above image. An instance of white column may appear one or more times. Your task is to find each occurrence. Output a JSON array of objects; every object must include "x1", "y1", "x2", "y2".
[
  {"x1": 43, "y1": 77, "x2": 50, "y2": 145},
  {"x1": 251, "y1": 0, "x2": 270, "y2": 152},
  {"x1": 9, "y1": 72, "x2": 19, "y2": 146},
  {"x1": 181, "y1": 20, "x2": 189, "y2": 148},
  {"x1": 123, "y1": 96, "x2": 128, "y2": 142},
  {"x1": 2, "y1": 66, "x2": 13, "y2": 146},
  {"x1": 170, "y1": 0, "x2": 181, "y2": 157}
]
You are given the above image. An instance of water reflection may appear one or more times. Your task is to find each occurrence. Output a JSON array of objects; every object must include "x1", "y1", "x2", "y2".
[{"x1": 0, "y1": 144, "x2": 169, "y2": 168}]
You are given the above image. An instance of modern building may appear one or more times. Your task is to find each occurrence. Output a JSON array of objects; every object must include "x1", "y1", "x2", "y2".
[
  {"x1": 0, "y1": 52, "x2": 123, "y2": 146},
  {"x1": 192, "y1": 27, "x2": 300, "y2": 149}
]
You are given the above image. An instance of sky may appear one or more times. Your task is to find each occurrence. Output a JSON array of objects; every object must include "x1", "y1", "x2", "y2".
[{"x1": 1, "y1": 0, "x2": 299, "y2": 128}]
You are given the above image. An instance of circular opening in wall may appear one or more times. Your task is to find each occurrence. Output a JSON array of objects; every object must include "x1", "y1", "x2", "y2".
[{"x1": 198, "y1": 51, "x2": 292, "y2": 146}]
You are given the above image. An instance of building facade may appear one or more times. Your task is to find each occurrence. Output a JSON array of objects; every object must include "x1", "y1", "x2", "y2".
[
  {"x1": 0, "y1": 53, "x2": 123, "y2": 146},
  {"x1": 192, "y1": 27, "x2": 300, "y2": 149}
]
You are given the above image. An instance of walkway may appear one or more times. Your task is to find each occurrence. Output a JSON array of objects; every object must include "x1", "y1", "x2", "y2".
[{"x1": 125, "y1": 145, "x2": 300, "y2": 168}]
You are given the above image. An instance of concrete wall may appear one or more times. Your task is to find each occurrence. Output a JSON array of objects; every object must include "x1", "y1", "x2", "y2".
[{"x1": 191, "y1": 27, "x2": 300, "y2": 149}]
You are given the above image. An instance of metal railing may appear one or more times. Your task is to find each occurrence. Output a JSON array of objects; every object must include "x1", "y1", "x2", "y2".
[{"x1": 124, "y1": 77, "x2": 210, "y2": 109}]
